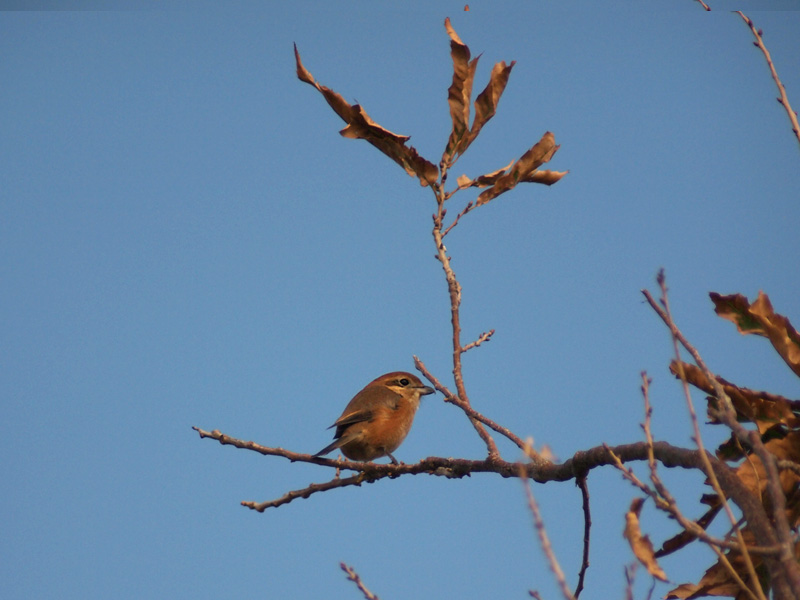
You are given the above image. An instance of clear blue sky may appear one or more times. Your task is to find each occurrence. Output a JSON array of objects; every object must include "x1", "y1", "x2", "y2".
[{"x1": 2, "y1": 3, "x2": 799, "y2": 599}]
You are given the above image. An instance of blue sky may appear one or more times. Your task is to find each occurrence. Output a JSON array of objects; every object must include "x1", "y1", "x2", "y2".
[{"x1": 2, "y1": 3, "x2": 799, "y2": 599}]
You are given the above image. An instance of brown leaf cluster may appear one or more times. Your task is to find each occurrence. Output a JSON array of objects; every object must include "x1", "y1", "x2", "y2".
[
  {"x1": 294, "y1": 19, "x2": 565, "y2": 206},
  {"x1": 442, "y1": 17, "x2": 514, "y2": 168},
  {"x1": 439, "y1": 17, "x2": 567, "y2": 204},
  {"x1": 666, "y1": 530, "x2": 769, "y2": 600},
  {"x1": 663, "y1": 292, "x2": 800, "y2": 598}
]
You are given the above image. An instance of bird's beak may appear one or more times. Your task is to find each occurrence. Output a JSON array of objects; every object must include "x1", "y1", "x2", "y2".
[{"x1": 420, "y1": 385, "x2": 435, "y2": 396}]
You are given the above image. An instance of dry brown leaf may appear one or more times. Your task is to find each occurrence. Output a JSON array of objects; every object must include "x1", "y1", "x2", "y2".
[
  {"x1": 469, "y1": 59, "x2": 515, "y2": 148},
  {"x1": 441, "y1": 19, "x2": 515, "y2": 167},
  {"x1": 736, "y1": 432, "x2": 800, "y2": 505},
  {"x1": 294, "y1": 44, "x2": 438, "y2": 187},
  {"x1": 669, "y1": 360, "x2": 800, "y2": 431},
  {"x1": 458, "y1": 159, "x2": 515, "y2": 190},
  {"x1": 525, "y1": 170, "x2": 569, "y2": 186},
  {"x1": 476, "y1": 132, "x2": 560, "y2": 205},
  {"x1": 455, "y1": 174, "x2": 472, "y2": 188},
  {"x1": 623, "y1": 498, "x2": 669, "y2": 582},
  {"x1": 711, "y1": 291, "x2": 800, "y2": 377},
  {"x1": 666, "y1": 529, "x2": 767, "y2": 599},
  {"x1": 443, "y1": 17, "x2": 479, "y2": 165}
]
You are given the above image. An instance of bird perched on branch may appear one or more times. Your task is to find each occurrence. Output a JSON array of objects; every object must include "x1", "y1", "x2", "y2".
[{"x1": 314, "y1": 372, "x2": 435, "y2": 464}]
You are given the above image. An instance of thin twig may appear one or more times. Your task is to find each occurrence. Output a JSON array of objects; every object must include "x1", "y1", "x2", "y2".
[
  {"x1": 638, "y1": 371, "x2": 763, "y2": 600},
  {"x1": 604, "y1": 444, "x2": 778, "y2": 559},
  {"x1": 414, "y1": 356, "x2": 530, "y2": 453},
  {"x1": 520, "y1": 463, "x2": 576, "y2": 600},
  {"x1": 242, "y1": 473, "x2": 368, "y2": 512},
  {"x1": 607, "y1": 447, "x2": 761, "y2": 600},
  {"x1": 624, "y1": 563, "x2": 636, "y2": 600},
  {"x1": 431, "y1": 187, "x2": 500, "y2": 458},
  {"x1": 645, "y1": 571, "x2": 657, "y2": 600},
  {"x1": 340, "y1": 563, "x2": 380, "y2": 600},
  {"x1": 442, "y1": 200, "x2": 476, "y2": 236},
  {"x1": 573, "y1": 475, "x2": 591, "y2": 599},
  {"x1": 462, "y1": 329, "x2": 495, "y2": 353},
  {"x1": 645, "y1": 275, "x2": 765, "y2": 600},
  {"x1": 736, "y1": 11, "x2": 800, "y2": 150}
]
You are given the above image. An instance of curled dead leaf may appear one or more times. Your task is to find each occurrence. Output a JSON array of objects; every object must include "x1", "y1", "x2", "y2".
[
  {"x1": 455, "y1": 174, "x2": 472, "y2": 188},
  {"x1": 441, "y1": 18, "x2": 515, "y2": 168},
  {"x1": 669, "y1": 360, "x2": 800, "y2": 431},
  {"x1": 443, "y1": 17, "x2": 479, "y2": 166},
  {"x1": 666, "y1": 528, "x2": 767, "y2": 599},
  {"x1": 710, "y1": 291, "x2": 800, "y2": 377},
  {"x1": 623, "y1": 498, "x2": 669, "y2": 582},
  {"x1": 294, "y1": 44, "x2": 438, "y2": 187},
  {"x1": 476, "y1": 132, "x2": 560, "y2": 205}
]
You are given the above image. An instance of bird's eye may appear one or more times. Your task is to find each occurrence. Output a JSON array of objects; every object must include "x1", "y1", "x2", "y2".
[{"x1": 399, "y1": 378, "x2": 410, "y2": 386}]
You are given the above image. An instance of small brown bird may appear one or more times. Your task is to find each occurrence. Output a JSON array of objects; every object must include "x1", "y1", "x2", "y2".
[{"x1": 314, "y1": 371, "x2": 435, "y2": 464}]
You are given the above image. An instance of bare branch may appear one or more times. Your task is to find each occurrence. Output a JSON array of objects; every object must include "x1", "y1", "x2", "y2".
[
  {"x1": 195, "y1": 420, "x2": 784, "y2": 546},
  {"x1": 624, "y1": 563, "x2": 637, "y2": 600},
  {"x1": 574, "y1": 475, "x2": 591, "y2": 599},
  {"x1": 428, "y1": 191, "x2": 501, "y2": 458},
  {"x1": 242, "y1": 473, "x2": 368, "y2": 512},
  {"x1": 462, "y1": 329, "x2": 495, "y2": 353},
  {"x1": 736, "y1": 12, "x2": 800, "y2": 150},
  {"x1": 341, "y1": 563, "x2": 381, "y2": 600},
  {"x1": 414, "y1": 356, "x2": 529, "y2": 453},
  {"x1": 442, "y1": 200, "x2": 474, "y2": 236},
  {"x1": 520, "y1": 462, "x2": 576, "y2": 600}
]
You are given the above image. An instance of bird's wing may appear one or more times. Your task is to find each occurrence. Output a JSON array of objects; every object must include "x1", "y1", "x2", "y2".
[
  {"x1": 330, "y1": 407, "x2": 374, "y2": 429},
  {"x1": 329, "y1": 386, "x2": 401, "y2": 429}
]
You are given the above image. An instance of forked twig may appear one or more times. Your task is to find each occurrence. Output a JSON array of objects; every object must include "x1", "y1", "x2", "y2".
[
  {"x1": 430, "y1": 188, "x2": 500, "y2": 458},
  {"x1": 442, "y1": 200, "x2": 476, "y2": 236},
  {"x1": 415, "y1": 356, "x2": 529, "y2": 453}
]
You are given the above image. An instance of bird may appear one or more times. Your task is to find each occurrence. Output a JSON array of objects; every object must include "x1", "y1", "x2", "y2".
[{"x1": 314, "y1": 371, "x2": 435, "y2": 464}]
